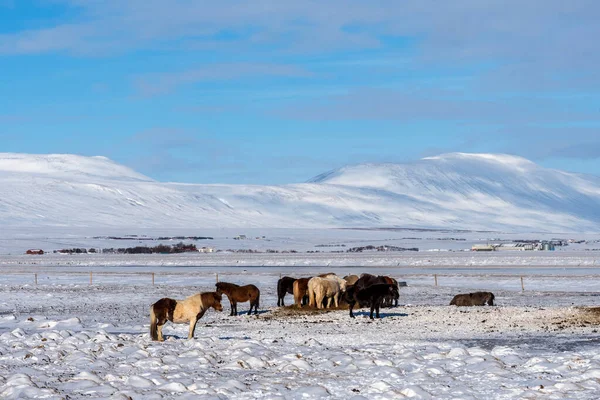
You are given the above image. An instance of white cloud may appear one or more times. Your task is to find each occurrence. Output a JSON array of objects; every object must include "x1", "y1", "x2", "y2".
[{"x1": 134, "y1": 63, "x2": 312, "y2": 97}]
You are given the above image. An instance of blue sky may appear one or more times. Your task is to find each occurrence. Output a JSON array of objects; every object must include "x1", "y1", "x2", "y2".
[{"x1": 1, "y1": 1, "x2": 599, "y2": 184}]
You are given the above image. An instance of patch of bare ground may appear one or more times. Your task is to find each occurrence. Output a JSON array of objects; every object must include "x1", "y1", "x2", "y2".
[
  {"x1": 550, "y1": 307, "x2": 600, "y2": 331},
  {"x1": 261, "y1": 305, "x2": 600, "y2": 338},
  {"x1": 266, "y1": 303, "x2": 350, "y2": 319}
]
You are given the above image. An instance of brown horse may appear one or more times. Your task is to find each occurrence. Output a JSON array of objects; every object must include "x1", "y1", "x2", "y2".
[
  {"x1": 277, "y1": 276, "x2": 296, "y2": 306},
  {"x1": 343, "y1": 275, "x2": 359, "y2": 285},
  {"x1": 150, "y1": 291, "x2": 223, "y2": 341},
  {"x1": 293, "y1": 277, "x2": 311, "y2": 307},
  {"x1": 381, "y1": 276, "x2": 400, "y2": 307},
  {"x1": 216, "y1": 282, "x2": 260, "y2": 316}
]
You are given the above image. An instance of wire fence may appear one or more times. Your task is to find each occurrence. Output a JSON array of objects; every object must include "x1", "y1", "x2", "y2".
[{"x1": 0, "y1": 271, "x2": 598, "y2": 293}]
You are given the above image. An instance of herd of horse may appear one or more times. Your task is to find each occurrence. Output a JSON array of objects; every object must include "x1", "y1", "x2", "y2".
[{"x1": 150, "y1": 272, "x2": 495, "y2": 341}]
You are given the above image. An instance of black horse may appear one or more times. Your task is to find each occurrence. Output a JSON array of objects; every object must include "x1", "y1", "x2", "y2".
[
  {"x1": 277, "y1": 276, "x2": 296, "y2": 306},
  {"x1": 355, "y1": 274, "x2": 399, "y2": 307},
  {"x1": 346, "y1": 283, "x2": 399, "y2": 319}
]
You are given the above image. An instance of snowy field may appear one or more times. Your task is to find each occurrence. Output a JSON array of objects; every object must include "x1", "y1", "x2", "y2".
[
  {"x1": 1, "y1": 229, "x2": 600, "y2": 399},
  {"x1": 1, "y1": 259, "x2": 600, "y2": 399}
]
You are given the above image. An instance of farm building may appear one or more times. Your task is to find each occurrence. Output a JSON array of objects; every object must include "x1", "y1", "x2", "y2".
[
  {"x1": 25, "y1": 249, "x2": 44, "y2": 255},
  {"x1": 496, "y1": 243, "x2": 537, "y2": 251}
]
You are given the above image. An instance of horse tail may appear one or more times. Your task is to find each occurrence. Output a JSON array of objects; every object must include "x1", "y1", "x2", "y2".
[
  {"x1": 150, "y1": 304, "x2": 158, "y2": 341},
  {"x1": 255, "y1": 290, "x2": 260, "y2": 309},
  {"x1": 276, "y1": 279, "x2": 283, "y2": 297}
]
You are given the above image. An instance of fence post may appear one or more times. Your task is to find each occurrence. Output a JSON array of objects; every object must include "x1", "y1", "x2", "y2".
[
  {"x1": 34, "y1": 273, "x2": 37, "y2": 285},
  {"x1": 434, "y1": 274, "x2": 438, "y2": 287},
  {"x1": 520, "y1": 276, "x2": 525, "y2": 291},
  {"x1": 216, "y1": 273, "x2": 219, "y2": 283},
  {"x1": 90, "y1": 271, "x2": 93, "y2": 285},
  {"x1": 152, "y1": 272, "x2": 155, "y2": 285}
]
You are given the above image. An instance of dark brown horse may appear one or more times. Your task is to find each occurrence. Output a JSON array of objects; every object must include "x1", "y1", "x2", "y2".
[
  {"x1": 355, "y1": 274, "x2": 399, "y2": 307},
  {"x1": 450, "y1": 292, "x2": 495, "y2": 306},
  {"x1": 277, "y1": 276, "x2": 296, "y2": 306},
  {"x1": 215, "y1": 282, "x2": 260, "y2": 316},
  {"x1": 345, "y1": 284, "x2": 399, "y2": 319}
]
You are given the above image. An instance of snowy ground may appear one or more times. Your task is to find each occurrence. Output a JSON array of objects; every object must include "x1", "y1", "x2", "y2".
[{"x1": 1, "y1": 257, "x2": 600, "y2": 399}]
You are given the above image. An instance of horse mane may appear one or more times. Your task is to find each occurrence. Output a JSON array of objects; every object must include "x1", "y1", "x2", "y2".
[{"x1": 217, "y1": 281, "x2": 239, "y2": 289}]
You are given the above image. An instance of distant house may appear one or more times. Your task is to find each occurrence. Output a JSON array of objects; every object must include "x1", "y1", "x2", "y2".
[
  {"x1": 233, "y1": 235, "x2": 247, "y2": 240},
  {"x1": 473, "y1": 242, "x2": 540, "y2": 252},
  {"x1": 26, "y1": 249, "x2": 44, "y2": 255},
  {"x1": 198, "y1": 247, "x2": 214, "y2": 253}
]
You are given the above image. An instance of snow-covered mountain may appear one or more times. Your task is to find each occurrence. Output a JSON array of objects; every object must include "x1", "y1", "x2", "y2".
[{"x1": 1, "y1": 152, "x2": 600, "y2": 232}]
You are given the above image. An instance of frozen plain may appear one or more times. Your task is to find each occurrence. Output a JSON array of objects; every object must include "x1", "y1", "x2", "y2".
[{"x1": 1, "y1": 230, "x2": 600, "y2": 399}]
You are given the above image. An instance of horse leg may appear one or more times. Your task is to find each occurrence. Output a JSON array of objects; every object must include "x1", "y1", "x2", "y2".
[
  {"x1": 157, "y1": 322, "x2": 164, "y2": 342},
  {"x1": 316, "y1": 292, "x2": 324, "y2": 309},
  {"x1": 375, "y1": 301, "x2": 381, "y2": 319},
  {"x1": 326, "y1": 296, "x2": 333, "y2": 309},
  {"x1": 188, "y1": 316, "x2": 198, "y2": 339},
  {"x1": 309, "y1": 287, "x2": 316, "y2": 308},
  {"x1": 370, "y1": 302, "x2": 375, "y2": 320},
  {"x1": 333, "y1": 293, "x2": 339, "y2": 308},
  {"x1": 349, "y1": 300, "x2": 356, "y2": 318},
  {"x1": 229, "y1": 298, "x2": 235, "y2": 316}
]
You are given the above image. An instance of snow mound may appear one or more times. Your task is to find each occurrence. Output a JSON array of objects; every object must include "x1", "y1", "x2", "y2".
[{"x1": 0, "y1": 153, "x2": 153, "y2": 182}]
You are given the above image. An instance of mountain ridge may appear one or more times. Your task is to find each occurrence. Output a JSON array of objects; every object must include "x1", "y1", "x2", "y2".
[{"x1": 1, "y1": 152, "x2": 599, "y2": 232}]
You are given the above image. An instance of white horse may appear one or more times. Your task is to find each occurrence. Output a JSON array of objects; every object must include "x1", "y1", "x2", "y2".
[
  {"x1": 308, "y1": 276, "x2": 347, "y2": 309},
  {"x1": 150, "y1": 291, "x2": 223, "y2": 341}
]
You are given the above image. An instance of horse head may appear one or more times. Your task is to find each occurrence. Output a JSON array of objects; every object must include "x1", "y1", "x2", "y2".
[
  {"x1": 215, "y1": 282, "x2": 224, "y2": 295},
  {"x1": 212, "y1": 293, "x2": 223, "y2": 311},
  {"x1": 338, "y1": 278, "x2": 348, "y2": 292}
]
